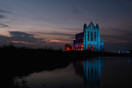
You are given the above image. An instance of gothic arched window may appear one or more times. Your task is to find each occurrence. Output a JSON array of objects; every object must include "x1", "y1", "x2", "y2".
[
  {"x1": 94, "y1": 32, "x2": 96, "y2": 41},
  {"x1": 88, "y1": 31, "x2": 90, "y2": 41},
  {"x1": 91, "y1": 32, "x2": 93, "y2": 41},
  {"x1": 91, "y1": 25, "x2": 94, "y2": 29}
]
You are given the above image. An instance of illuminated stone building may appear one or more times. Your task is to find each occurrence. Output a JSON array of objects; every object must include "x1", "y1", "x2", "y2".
[{"x1": 73, "y1": 22, "x2": 104, "y2": 51}]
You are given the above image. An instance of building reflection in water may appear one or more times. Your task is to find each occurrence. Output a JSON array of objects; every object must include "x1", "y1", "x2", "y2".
[{"x1": 74, "y1": 57, "x2": 104, "y2": 87}]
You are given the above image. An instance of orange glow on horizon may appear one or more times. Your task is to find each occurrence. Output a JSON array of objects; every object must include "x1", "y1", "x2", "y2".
[{"x1": 8, "y1": 41, "x2": 34, "y2": 45}]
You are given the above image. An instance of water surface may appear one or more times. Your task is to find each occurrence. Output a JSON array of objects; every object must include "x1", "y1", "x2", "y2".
[{"x1": 14, "y1": 57, "x2": 132, "y2": 88}]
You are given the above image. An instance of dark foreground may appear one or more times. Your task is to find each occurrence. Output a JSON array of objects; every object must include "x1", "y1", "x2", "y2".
[{"x1": 0, "y1": 46, "x2": 132, "y2": 88}]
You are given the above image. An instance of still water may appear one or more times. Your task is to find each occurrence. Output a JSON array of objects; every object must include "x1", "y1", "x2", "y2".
[{"x1": 14, "y1": 57, "x2": 132, "y2": 88}]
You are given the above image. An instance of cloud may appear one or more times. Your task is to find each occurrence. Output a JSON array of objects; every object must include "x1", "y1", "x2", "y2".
[
  {"x1": 73, "y1": 7, "x2": 81, "y2": 14},
  {"x1": 0, "y1": 23, "x2": 9, "y2": 28},
  {"x1": 0, "y1": 9, "x2": 10, "y2": 20},
  {"x1": 10, "y1": 31, "x2": 34, "y2": 38},
  {"x1": 0, "y1": 9, "x2": 9, "y2": 28},
  {"x1": 36, "y1": 32, "x2": 74, "y2": 43},
  {"x1": 8, "y1": 41, "x2": 34, "y2": 45},
  {"x1": 101, "y1": 27, "x2": 132, "y2": 50},
  {"x1": 0, "y1": 14, "x2": 5, "y2": 19},
  {"x1": 0, "y1": 9, "x2": 9, "y2": 14},
  {"x1": 102, "y1": 28, "x2": 132, "y2": 42},
  {"x1": 0, "y1": 31, "x2": 45, "y2": 46},
  {"x1": 39, "y1": 32, "x2": 74, "y2": 37}
]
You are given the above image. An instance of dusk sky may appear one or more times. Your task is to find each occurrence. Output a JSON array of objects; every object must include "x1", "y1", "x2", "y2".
[{"x1": 0, "y1": 0, "x2": 132, "y2": 50}]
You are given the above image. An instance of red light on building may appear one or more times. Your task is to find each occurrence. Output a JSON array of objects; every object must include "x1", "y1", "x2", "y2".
[
  {"x1": 81, "y1": 61, "x2": 83, "y2": 64},
  {"x1": 81, "y1": 44, "x2": 83, "y2": 51},
  {"x1": 91, "y1": 44, "x2": 93, "y2": 51},
  {"x1": 88, "y1": 45, "x2": 89, "y2": 50},
  {"x1": 66, "y1": 47, "x2": 70, "y2": 51},
  {"x1": 94, "y1": 44, "x2": 96, "y2": 50},
  {"x1": 65, "y1": 44, "x2": 71, "y2": 51}
]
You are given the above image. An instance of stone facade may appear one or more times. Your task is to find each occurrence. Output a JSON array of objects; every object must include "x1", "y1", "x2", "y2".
[{"x1": 73, "y1": 22, "x2": 104, "y2": 51}]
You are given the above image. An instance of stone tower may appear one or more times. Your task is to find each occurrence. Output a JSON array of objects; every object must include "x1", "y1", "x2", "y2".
[
  {"x1": 73, "y1": 22, "x2": 104, "y2": 51},
  {"x1": 83, "y1": 22, "x2": 104, "y2": 51}
]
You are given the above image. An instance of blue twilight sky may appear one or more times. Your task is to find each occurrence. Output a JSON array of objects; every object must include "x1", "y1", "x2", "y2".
[{"x1": 0, "y1": 0, "x2": 132, "y2": 50}]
